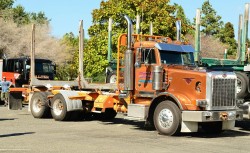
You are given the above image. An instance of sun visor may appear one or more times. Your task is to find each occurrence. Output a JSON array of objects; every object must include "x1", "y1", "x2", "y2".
[{"x1": 155, "y1": 43, "x2": 195, "y2": 53}]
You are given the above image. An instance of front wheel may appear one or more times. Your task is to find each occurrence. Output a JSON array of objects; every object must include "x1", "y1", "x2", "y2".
[
  {"x1": 50, "y1": 93, "x2": 71, "y2": 121},
  {"x1": 153, "y1": 101, "x2": 181, "y2": 136}
]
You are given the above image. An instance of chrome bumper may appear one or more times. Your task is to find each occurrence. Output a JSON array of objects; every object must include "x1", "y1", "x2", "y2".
[{"x1": 182, "y1": 110, "x2": 242, "y2": 122}]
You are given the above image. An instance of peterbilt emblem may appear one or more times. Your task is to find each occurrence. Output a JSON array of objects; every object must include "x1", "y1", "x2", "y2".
[
  {"x1": 183, "y1": 78, "x2": 194, "y2": 84},
  {"x1": 222, "y1": 73, "x2": 227, "y2": 78}
]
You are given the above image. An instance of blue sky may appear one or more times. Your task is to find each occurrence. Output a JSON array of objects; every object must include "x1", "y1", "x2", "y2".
[{"x1": 14, "y1": 0, "x2": 249, "y2": 38}]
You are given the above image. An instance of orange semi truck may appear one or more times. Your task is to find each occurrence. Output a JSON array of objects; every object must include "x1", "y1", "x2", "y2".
[{"x1": 29, "y1": 15, "x2": 241, "y2": 135}]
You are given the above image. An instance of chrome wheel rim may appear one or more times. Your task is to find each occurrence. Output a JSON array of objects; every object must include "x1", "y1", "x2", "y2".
[
  {"x1": 53, "y1": 99, "x2": 64, "y2": 116},
  {"x1": 158, "y1": 108, "x2": 173, "y2": 129},
  {"x1": 33, "y1": 98, "x2": 42, "y2": 113}
]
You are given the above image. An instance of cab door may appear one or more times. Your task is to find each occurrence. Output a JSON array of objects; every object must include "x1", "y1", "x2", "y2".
[{"x1": 135, "y1": 48, "x2": 157, "y2": 97}]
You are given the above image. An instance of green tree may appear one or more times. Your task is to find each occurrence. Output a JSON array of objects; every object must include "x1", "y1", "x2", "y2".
[
  {"x1": 1, "y1": 2, "x2": 49, "y2": 26},
  {"x1": 30, "y1": 11, "x2": 50, "y2": 25},
  {"x1": 12, "y1": 5, "x2": 30, "y2": 25},
  {"x1": 84, "y1": 0, "x2": 191, "y2": 78},
  {"x1": 218, "y1": 22, "x2": 237, "y2": 55},
  {"x1": 201, "y1": 0, "x2": 223, "y2": 36},
  {"x1": 0, "y1": 0, "x2": 14, "y2": 19},
  {"x1": 56, "y1": 32, "x2": 79, "y2": 80},
  {"x1": 56, "y1": 32, "x2": 89, "y2": 81},
  {"x1": 0, "y1": 0, "x2": 14, "y2": 10}
]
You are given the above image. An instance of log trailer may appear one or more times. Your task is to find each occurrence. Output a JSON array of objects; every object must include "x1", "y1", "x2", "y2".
[
  {"x1": 28, "y1": 15, "x2": 241, "y2": 135},
  {"x1": 194, "y1": 3, "x2": 250, "y2": 119}
]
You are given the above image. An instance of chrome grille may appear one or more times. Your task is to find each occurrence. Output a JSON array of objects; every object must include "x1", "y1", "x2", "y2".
[
  {"x1": 212, "y1": 78, "x2": 236, "y2": 107},
  {"x1": 206, "y1": 72, "x2": 237, "y2": 110}
]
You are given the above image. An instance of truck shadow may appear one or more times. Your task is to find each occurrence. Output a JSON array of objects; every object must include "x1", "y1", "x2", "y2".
[
  {"x1": 98, "y1": 117, "x2": 151, "y2": 130},
  {"x1": 235, "y1": 120, "x2": 250, "y2": 131},
  {"x1": 181, "y1": 130, "x2": 250, "y2": 138},
  {"x1": 0, "y1": 132, "x2": 35, "y2": 138},
  {"x1": 99, "y1": 118, "x2": 250, "y2": 138},
  {"x1": 0, "y1": 118, "x2": 17, "y2": 121}
]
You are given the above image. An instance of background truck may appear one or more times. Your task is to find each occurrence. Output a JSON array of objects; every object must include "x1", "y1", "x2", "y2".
[
  {"x1": 2, "y1": 57, "x2": 55, "y2": 87},
  {"x1": 28, "y1": 15, "x2": 241, "y2": 136},
  {"x1": 194, "y1": 3, "x2": 250, "y2": 119},
  {"x1": 0, "y1": 57, "x2": 55, "y2": 106}
]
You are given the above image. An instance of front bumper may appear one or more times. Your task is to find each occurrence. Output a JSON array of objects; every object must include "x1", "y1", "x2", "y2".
[{"x1": 182, "y1": 110, "x2": 242, "y2": 122}]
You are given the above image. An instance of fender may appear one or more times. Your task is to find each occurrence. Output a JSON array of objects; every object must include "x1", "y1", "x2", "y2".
[
  {"x1": 150, "y1": 92, "x2": 188, "y2": 110},
  {"x1": 147, "y1": 92, "x2": 190, "y2": 123},
  {"x1": 57, "y1": 90, "x2": 83, "y2": 112}
]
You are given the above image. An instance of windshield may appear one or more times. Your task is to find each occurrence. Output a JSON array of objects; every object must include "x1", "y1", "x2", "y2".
[
  {"x1": 160, "y1": 50, "x2": 194, "y2": 65},
  {"x1": 35, "y1": 62, "x2": 55, "y2": 73}
]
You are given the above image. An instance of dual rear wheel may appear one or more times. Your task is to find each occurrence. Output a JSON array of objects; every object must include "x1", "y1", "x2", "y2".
[{"x1": 30, "y1": 92, "x2": 51, "y2": 118}]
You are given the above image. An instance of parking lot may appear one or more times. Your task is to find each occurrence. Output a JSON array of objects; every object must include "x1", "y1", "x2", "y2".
[{"x1": 1, "y1": 106, "x2": 250, "y2": 153}]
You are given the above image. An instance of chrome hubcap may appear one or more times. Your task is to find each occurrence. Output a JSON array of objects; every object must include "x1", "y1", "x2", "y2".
[
  {"x1": 33, "y1": 98, "x2": 42, "y2": 113},
  {"x1": 53, "y1": 99, "x2": 64, "y2": 116},
  {"x1": 158, "y1": 108, "x2": 173, "y2": 129}
]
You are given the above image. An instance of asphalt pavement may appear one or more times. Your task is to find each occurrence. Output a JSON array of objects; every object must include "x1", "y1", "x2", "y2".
[{"x1": 1, "y1": 106, "x2": 250, "y2": 153}]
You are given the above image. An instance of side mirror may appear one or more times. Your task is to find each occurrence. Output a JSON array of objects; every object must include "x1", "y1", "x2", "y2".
[{"x1": 135, "y1": 48, "x2": 142, "y2": 68}]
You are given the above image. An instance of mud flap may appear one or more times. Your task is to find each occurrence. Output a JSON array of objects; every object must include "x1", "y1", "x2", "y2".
[{"x1": 8, "y1": 92, "x2": 23, "y2": 110}]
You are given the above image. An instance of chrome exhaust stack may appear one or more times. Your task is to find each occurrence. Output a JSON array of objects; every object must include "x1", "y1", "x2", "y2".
[
  {"x1": 241, "y1": 3, "x2": 249, "y2": 63},
  {"x1": 237, "y1": 14, "x2": 243, "y2": 60},
  {"x1": 176, "y1": 20, "x2": 181, "y2": 41},
  {"x1": 124, "y1": 15, "x2": 134, "y2": 91},
  {"x1": 194, "y1": 8, "x2": 201, "y2": 64}
]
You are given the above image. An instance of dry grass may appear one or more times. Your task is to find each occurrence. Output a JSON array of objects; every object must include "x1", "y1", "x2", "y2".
[
  {"x1": 186, "y1": 34, "x2": 231, "y2": 59},
  {"x1": 0, "y1": 19, "x2": 70, "y2": 64}
]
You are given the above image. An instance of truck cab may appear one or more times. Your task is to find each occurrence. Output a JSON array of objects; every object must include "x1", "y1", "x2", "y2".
[
  {"x1": 116, "y1": 31, "x2": 240, "y2": 135},
  {"x1": 2, "y1": 57, "x2": 56, "y2": 87}
]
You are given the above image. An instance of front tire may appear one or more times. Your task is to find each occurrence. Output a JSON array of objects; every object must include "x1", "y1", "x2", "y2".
[
  {"x1": 51, "y1": 93, "x2": 71, "y2": 121},
  {"x1": 153, "y1": 101, "x2": 181, "y2": 136},
  {"x1": 30, "y1": 92, "x2": 51, "y2": 118}
]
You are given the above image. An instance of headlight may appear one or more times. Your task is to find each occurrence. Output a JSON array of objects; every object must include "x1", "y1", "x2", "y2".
[{"x1": 196, "y1": 99, "x2": 208, "y2": 107}]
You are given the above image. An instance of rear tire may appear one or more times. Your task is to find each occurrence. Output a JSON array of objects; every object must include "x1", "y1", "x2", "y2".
[
  {"x1": 51, "y1": 93, "x2": 71, "y2": 121},
  {"x1": 153, "y1": 101, "x2": 181, "y2": 136},
  {"x1": 30, "y1": 92, "x2": 51, "y2": 118}
]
